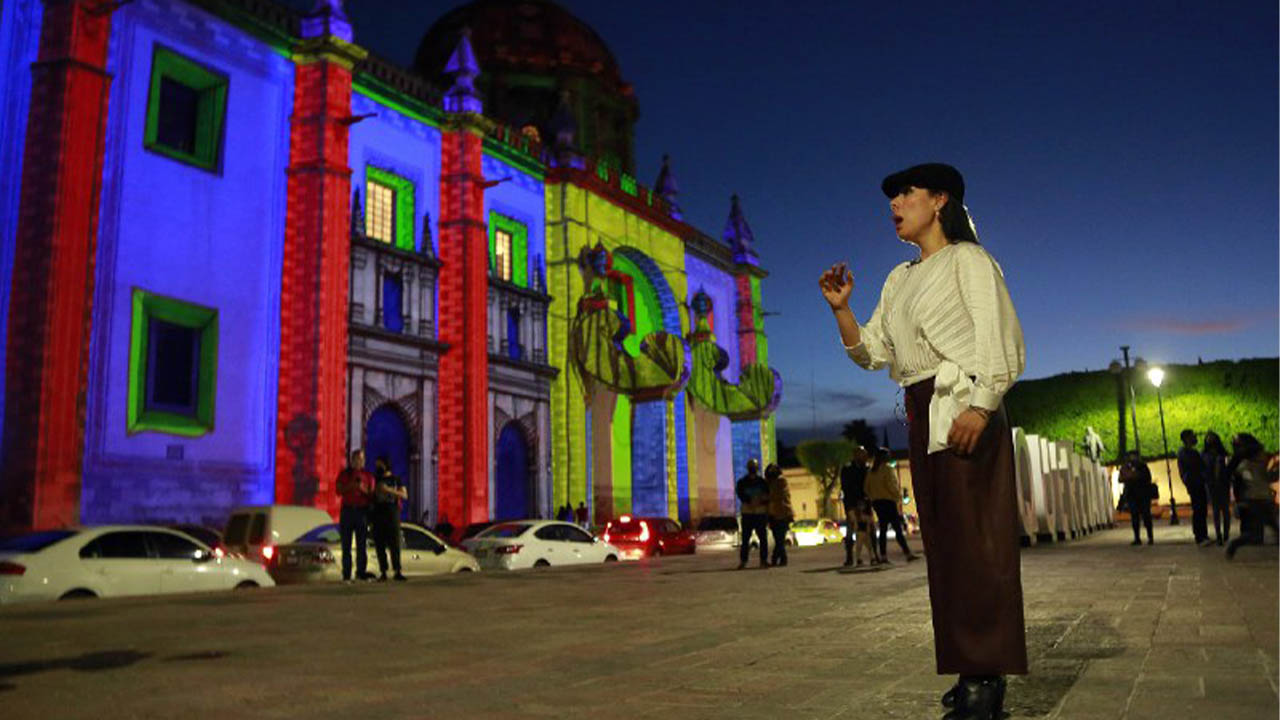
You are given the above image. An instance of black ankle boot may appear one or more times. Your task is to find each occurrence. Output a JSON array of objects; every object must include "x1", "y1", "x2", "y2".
[
  {"x1": 842, "y1": 538, "x2": 854, "y2": 566},
  {"x1": 942, "y1": 676, "x2": 1005, "y2": 720}
]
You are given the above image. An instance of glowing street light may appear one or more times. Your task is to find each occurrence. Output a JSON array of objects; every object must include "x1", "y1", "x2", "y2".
[{"x1": 1147, "y1": 366, "x2": 1179, "y2": 525}]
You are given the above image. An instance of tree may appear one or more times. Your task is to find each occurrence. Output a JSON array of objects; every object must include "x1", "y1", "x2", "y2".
[
  {"x1": 796, "y1": 438, "x2": 858, "y2": 519},
  {"x1": 841, "y1": 419, "x2": 878, "y2": 453}
]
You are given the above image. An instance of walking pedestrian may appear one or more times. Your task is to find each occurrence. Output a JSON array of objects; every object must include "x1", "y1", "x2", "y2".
[
  {"x1": 1119, "y1": 451, "x2": 1155, "y2": 545},
  {"x1": 556, "y1": 503, "x2": 572, "y2": 523},
  {"x1": 736, "y1": 459, "x2": 770, "y2": 569},
  {"x1": 839, "y1": 448, "x2": 869, "y2": 567},
  {"x1": 867, "y1": 447, "x2": 919, "y2": 562},
  {"x1": 575, "y1": 501, "x2": 589, "y2": 528},
  {"x1": 1203, "y1": 431, "x2": 1231, "y2": 545},
  {"x1": 335, "y1": 449, "x2": 375, "y2": 583},
  {"x1": 766, "y1": 464, "x2": 794, "y2": 566},
  {"x1": 821, "y1": 163, "x2": 1027, "y2": 719},
  {"x1": 1176, "y1": 429, "x2": 1211, "y2": 546},
  {"x1": 370, "y1": 457, "x2": 407, "y2": 581},
  {"x1": 1226, "y1": 433, "x2": 1278, "y2": 559}
]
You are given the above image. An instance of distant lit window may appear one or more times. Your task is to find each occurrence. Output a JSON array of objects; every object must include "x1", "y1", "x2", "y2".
[
  {"x1": 488, "y1": 213, "x2": 528, "y2": 287},
  {"x1": 365, "y1": 166, "x2": 416, "y2": 251},
  {"x1": 494, "y1": 229, "x2": 512, "y2": 281},
  {"x1": 366, "y1": 180, "x2": 395, "y2": 244},
  {"x1": 128, "y1": 290, "x2": 218, "y2": 437},
  {"x1": 144, "y1": 45, "x2": 228, "y2": 171}
]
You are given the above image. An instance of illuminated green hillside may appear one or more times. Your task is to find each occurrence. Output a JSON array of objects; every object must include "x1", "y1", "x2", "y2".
[{"x1": 1004, "y1": 358, "x2": 1278, "y2": 462}]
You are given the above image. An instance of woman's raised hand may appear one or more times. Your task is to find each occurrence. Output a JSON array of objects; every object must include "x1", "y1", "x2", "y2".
[{"x1": 818, "y1": 262, "x2": 853, "y2": 310}]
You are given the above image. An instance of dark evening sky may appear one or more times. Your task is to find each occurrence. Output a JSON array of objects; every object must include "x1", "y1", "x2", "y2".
[{"x1": 327, "y1": 0, "x2": 1278, "y2": 443}]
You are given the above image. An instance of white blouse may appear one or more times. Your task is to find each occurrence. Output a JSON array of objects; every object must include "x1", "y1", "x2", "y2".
[{"x1": 844, "y1": 242, "x2": 1025, "y2": 451}]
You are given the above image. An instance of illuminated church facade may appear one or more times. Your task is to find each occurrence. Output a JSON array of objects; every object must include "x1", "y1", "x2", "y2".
[{"x1": 0, "y1": 0, "x2": 780, "y2": 531}]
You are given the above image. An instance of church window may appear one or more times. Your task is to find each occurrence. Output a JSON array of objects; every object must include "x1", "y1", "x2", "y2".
[
  {"x1": 128, "y1": 289, "x2": 219, "y2": 437},
  {"x1": 494, "y1": 230, "x2": 512, "y2": 281},
  {"x1": 365, "y1": 166, "x2": 415, "y2": 251},
  {"x1": 488, "y1": 213, "x2": 529, "y2": 287},
  {"x1": 144, "y1": 45, "x2": 228, "y2": 172},
  {"x1": 382, "y1": 272, "x2": 404, "y2": 333}
]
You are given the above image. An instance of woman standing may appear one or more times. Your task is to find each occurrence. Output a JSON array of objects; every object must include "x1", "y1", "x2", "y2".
[
  {"x1": 765, "y1": 464, "x2": 794, "y2": 566},
  {"x1": 1202, "y1": 431, "x2": 1231, "y2": 546},
  {"x1": 866, "y1": 446, "x2": 919, "y2": 562},
  {"x1": 819, "y1": 163, "x2": 1026, "y2": 720}
]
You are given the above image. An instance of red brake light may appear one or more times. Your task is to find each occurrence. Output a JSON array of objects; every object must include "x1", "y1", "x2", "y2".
[
  {"x1": 619, "y1": 515, "x2": 631, "y2": 523},
  {"x1": 639, "y1": 521, "x2": 650, "y2": 542},
  {"x1": 602, "y1": 533, "x2": 610, "y2": 544},
  {"x1": 261, "y1": 546, "x2": 275, "y2": 562},
  {"x1": 0, "y1": 561, "x2": 25, "y2": 576},
  {"x1": 213, "y1": 547, "x2": 225, "y2": 559},
  {"x1": 495, "y1": 544, "x2": 522, "y2": 555}
]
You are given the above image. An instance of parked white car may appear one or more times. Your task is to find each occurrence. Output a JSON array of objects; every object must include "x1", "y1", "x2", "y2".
[
  {"x1": 267, "y1": 522, "x2": 479, "y2": 584},
  {"x1": 222, "y1": 504, "x2": 334, "y2": 564},
  {"x1": 694, "y1": 515, "x2": 740, "y2": 550},
  {"x1": 462, "y1": 520, "x2": 620, "y2": 570},
  {"x1": 0, "y1": 526, "x2": 275, "y2": 604}
]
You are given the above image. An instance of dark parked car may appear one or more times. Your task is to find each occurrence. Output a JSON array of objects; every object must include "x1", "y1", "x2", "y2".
[
  {"x1": 168, "y1": 524, "x2": 223, "y2": 553},
  {"x1": 600, "y1": 516, "x2": 696, "y2": 559}
]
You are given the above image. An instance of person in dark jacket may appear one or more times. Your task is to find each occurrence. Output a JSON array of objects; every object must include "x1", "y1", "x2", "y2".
[
  {"x1": 766, "y1": 464, "x2": 794, "y2": 566},
  {"x1": 1120, "y1": 451, "x2": 1155, "y2": 545},
  {"x1": 839, "y1": 448, "x2": 869, "y2": 566},
  {"x1": 335, "y1": 449, "x2": 375, "y2": 583},
  {"x1": 1176, "y1": 429, "x2": 1211, "y2": 546},
  {"x1": 736, "y1": 459, "x2": 770, "y2": 569},
  {"x1": 370, "y1": 456, "x2": 408, "y2": 581},
  {"x1": 1225, "y1": 433, "x2": 1278, "y2": 559},
  {"x1": 1202, "y1": 431, "x2": 1231, "y2": 545}
]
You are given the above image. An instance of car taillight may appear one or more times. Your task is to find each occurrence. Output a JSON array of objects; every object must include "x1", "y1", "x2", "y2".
[
  {"x1": 0, "y1": 561, "x2": 25, "y2": 576},
  {"x1": 495, "y1": 544, "x2": 522, "y2": 555},
  {"x1": 318, "y1": 549, "x2": 335, "y2": 564},
  {"x1": 602, "y1": 533, "x2": 610, "y2": 543},
  {"x1": 619, "y1": 515, "x2": 631, "y2": 523},
  {"x1": 213, "y1": 547, "x2": 225, "y2": 559},
  {"x1": 638, "y1": 521, "x2": 650, "y2": 542},
  {"x1": 261, "y1": 546, "x2": 275, "y2": 562}
]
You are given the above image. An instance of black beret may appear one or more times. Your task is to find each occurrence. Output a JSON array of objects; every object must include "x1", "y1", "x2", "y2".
[{"x1": 881, "y1": 163, "x2": 965, "y2": 202}]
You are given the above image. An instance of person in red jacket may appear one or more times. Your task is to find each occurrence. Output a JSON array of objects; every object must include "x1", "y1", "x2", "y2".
[{"x1": 336, "y1": 449, "x2": 375, "y2": 583}]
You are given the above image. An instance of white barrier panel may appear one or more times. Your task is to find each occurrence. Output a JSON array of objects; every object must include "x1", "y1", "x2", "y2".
[
  {"x1": 1036, "y1": 435, "x2": 1063, "y2": 541},
  {"x1": 1055, "y1": 441, "x2": 1081, "y2": 539},
  {"x1": 1011, "y1": 428, "x2": 1040, "y2": 544}
]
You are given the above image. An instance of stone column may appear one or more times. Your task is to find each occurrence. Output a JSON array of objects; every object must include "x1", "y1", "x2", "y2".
[
  {"x1": 2, "y1": 0, "x2": 115, "y2": 531},
  {"x1": 274, "y1": 3, "x2": 366, "y2": 514}
]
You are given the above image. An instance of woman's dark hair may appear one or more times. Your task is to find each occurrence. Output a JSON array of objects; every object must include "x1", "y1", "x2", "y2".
[
  {"x1": 932, "y1": 192, "x2": 979, "y2": 245},
  {"x1": 870, "y1": 447, "x2": 890, "y2": 470},
  {"x1": 1180, "y1": 429, "x2": 1196, "y2": 445},
  {"x1": 1204, "y1": 430, "x2": 1226, "y2": 455}
]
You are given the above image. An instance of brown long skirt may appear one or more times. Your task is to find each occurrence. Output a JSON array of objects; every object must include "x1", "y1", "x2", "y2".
[{"x1": 906, "y1": 377, "x2": 1029, "y2": 675}]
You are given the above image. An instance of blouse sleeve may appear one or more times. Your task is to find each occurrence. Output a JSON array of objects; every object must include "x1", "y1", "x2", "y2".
[
  {"x1": 844, "y1": 266, "x2": 899, "y2": 371},
  {"x1": 955, "y1": 245, "x2": 1026, "y2": 410}
]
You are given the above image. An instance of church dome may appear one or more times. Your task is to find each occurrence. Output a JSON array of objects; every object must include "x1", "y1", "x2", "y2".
[{"x1": 414, "y1": 0, "x2": 639, "y2": 172}]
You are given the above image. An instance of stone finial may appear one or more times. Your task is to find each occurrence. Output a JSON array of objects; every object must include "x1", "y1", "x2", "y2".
[
  {"x1": 549, "y1": 90, "x2": 576, "y2": 150},
  {"x1": 351, "y1": 188, "x2": 365, "y2": 237},
  {"x1": 654, "y1": 154, "x2": 682, "y2": 220},
  {"x1": 302, "y1": 0, "x2": 352, "y2": 42},
  {"x1": 443, "y1": 28, "x2": 483, "y2": 114},
  {"x1": 722, "y1": 194, "x2": 759, "y2": 266}
]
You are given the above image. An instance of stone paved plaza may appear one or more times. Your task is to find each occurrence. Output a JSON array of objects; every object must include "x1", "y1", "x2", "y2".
[{"x1": 1, "y1": 525, "x2": 1275, "y2": 720}]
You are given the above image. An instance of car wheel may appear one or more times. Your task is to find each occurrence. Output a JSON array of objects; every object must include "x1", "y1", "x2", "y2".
[
  {"x1": 58, "y1": 589, "x2": 97, "y2": 601},
  {"x1": 234, "y1": 581, "x2": 260, "y2": 590},
  {"x1": 534, "y1": 559, "x2": 551, "y2": 568},
  {"x1": 604, "y1": 554, "x2": 618, "y2": 563},
  {"x1": 455, "y1": 566, "x2": 474, "y2": 573}
]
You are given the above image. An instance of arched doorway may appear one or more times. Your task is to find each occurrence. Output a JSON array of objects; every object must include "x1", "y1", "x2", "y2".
[
  {"x1": 495, "y1": 422, "x2": 533, "y2": 521},
  {"x1": 365, "y1": 404, "x2": 413, "y2": 519}
]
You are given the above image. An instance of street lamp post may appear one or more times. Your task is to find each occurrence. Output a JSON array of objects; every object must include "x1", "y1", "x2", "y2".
[{"x1": 1147, "y1": 367, "x2": 1179, "y2": 525}]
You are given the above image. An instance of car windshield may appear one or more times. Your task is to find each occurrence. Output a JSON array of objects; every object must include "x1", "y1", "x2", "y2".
[
  {"x1": 792, "y1": 520, "x2": 818, "y2": 529},
  {"x1": 477, "y1": 523, "x2": 531, "y2": 539},
  {"x1": 609, "y1": 520, "x2": 641, "y2": 533},
  {"x1": 697, "y1": 517, "x2": 737, "y2": 532},
  {"x1": 0, "y1": 530, "x2": 77, "y2": 553},
  {"x1": 297, "y1": 524, "x2": 341, "y2": 543}
]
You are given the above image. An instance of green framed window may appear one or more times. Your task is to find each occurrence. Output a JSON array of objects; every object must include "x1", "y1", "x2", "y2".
[
  {"x1": 488, "y1": 212, "x2": 528, "y2": 287},
  {"x1": 144, "y1": 45, "x2": 228, "y2": 171},
  {"x1": 365, "y1": 166, "x2": 415, "y2": 251},
  {"x1": 128, "y1": 289, "x2": 219, "y2": 437}
]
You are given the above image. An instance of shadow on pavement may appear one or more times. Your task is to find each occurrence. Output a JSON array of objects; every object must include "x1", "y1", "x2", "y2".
[{"x1": 0, "y1": 649, "x2": 152, "y2": 683}]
